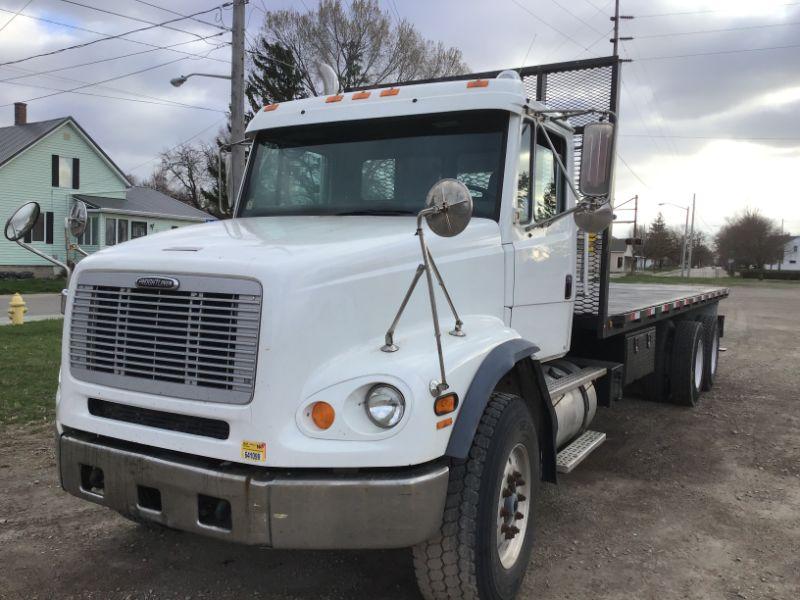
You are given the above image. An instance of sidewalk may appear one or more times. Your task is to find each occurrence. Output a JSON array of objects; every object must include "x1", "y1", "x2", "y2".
[{"x1": 0, "y1": 293, "x2": 62, "y2": 325}]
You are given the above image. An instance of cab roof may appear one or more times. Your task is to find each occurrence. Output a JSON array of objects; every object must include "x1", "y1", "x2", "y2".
[{"x1": 246, "y1": 77, "x2": 536, "y2": 136}]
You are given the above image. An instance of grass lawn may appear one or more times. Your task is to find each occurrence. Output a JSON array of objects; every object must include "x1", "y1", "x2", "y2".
[
  {"x1": 0, "y1": 319, "x2": 62, "y2": 425},
  {"x1": 613, "y1": 274, "x2": 800, "y2": 288},
  {"x1": 0, "y1": 278, "x2": 67, "y2": 294}
]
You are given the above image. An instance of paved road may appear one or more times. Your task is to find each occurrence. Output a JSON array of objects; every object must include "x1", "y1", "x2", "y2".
[
  {"x1": 1, "y1": 285, "x2": 799, "y2": 599},
  {"x1": 0, "y1": 293, "x2": 61, "y2": 324}
]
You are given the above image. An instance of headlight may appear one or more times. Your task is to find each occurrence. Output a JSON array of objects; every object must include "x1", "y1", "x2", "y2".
[{"x1": 365, "y1": 384, "x2": 405, "y2": 428}]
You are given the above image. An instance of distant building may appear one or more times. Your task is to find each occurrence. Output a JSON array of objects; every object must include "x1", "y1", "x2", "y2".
[
  {"x1": 767, "y1": 235, "x2": 800, "y2": 271},
  {"x1": 609, "y1": 237, "x2": 636, "y2": 273},
  {"x1": 0, "y1": 103, "x2": 213, "y2": 277}
]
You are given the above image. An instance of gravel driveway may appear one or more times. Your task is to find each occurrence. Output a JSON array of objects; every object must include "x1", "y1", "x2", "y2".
[{"x1": 1, "y1": 285, "x2": 798, "y2": 599}]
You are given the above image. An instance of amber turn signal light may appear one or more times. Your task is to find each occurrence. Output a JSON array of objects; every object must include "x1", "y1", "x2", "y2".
[
  {"x1": 311, "y1": 401, "x2": 335, "y2": 429},
  {"x1": 466, "y1": 79, "x2": 489, "y2": 88},
  {"x1": 434, "y1": 392, "x2": 459, "y2": 416}
]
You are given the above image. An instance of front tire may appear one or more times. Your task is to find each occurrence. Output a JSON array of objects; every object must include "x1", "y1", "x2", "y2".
[{"x1": 413, "y1": 392, "x2": 539, "y2": 600}]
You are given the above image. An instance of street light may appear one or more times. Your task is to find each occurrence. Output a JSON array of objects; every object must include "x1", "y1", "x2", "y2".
[
  {"x1": 659, "y1": 202, "x2": 690, "y2": 277},
  {"x1": 170, "y1": 72, "x2": 232, "y2": 87}
]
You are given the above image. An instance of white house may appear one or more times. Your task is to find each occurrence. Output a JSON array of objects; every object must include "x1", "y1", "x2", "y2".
[{"x1": 768, "y1": 235, "x2": 800, "y2": 271}]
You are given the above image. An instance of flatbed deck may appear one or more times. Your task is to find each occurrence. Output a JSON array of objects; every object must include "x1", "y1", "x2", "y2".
[{"x1": 591, "y1": 283, "x2": 729, "y2": 336}]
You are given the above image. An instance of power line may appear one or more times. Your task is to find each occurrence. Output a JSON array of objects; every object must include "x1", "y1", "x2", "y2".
[
  {"x1": 53, "y1": 0, "x2": 221, "y2": 42},
  {"x1": 547, "y1": 0, "x2": 605, "y2": 35},
  {"x1": 636, "y1": 20, "x2": 800, "y2": 39},
  {"x1": 0, "y1": 0, "x2": 33, "y2": 34},
  {"x1": 616, "y1": 152, "x2": 650, "y2": 190},
  {"x1": 0, "y1": 7, "x2": 230, "y2": 64},
  {"x1": 0, "y1": 33, "x2": 228, "y2": 83},
  {"x1": 637, "y1": 2, "x2": 800, "y2": 19},
  {"x1": 509, "y1": 0, "x2": 595, "y2": 51},
  {"x1": 130, "y1": 0, "x2": 230, "y2": 32},
  {"x1": 621, "y1": 134, "x2": 800, "y2": 141},
  {"x1": 0, "y1": 56, "x2": 208, "y2": 108},
  {"x1": 0, "y1": 4, "x2": 231, "y2": 68},
  {"x1": 636, "y1": 42, "x2": 800, "y2": 61}
]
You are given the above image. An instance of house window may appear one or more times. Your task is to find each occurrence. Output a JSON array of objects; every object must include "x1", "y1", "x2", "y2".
[
  {"x1": 78, "y1": 216, "x2": 98, "y2": 245},
  {"x1": 131, "y1": 221, "x2": 148, "y2": 239},
  {"x1": 794, "y1": 245, "x2": 798, "y2": 252},
  {"x1": 117, "y1": 219, "x2": 129, "y2": 244},
  {"x1": 105, "y1": 218, "x2": 116, "y2": 245},
  {"x1": 617, "y1": 256, "x2": 623, "y2": 269},
  {"x1": 51, "y1": 155, "x2": 79, "y2": 188},
  {"x1": 23, "y1": 211, "x2": 54, "y2": 244}
]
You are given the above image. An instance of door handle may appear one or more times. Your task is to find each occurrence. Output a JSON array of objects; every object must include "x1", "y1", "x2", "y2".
[{"x1": 564, "y1": 274, "x2": 573, "y2": 299}]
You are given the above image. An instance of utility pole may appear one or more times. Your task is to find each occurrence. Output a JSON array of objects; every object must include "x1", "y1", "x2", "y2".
[
  {"x1": 680, "y1": 206, "x2": 689, "y2": 278},
  {"x1": 610, "y1": 0, "x2": 634, "y2": 57},
  {"x1": 630, "y1": 194, "x2": 638, "y2": 274},
  {"x1": 228, "y1": 0, "x2": 246, "y2": 207},
  {"x1": 686, "y1": 193, "x2": 696, "y2": 278}
]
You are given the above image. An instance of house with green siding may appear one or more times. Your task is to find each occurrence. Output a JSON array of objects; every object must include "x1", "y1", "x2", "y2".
[{"x1": 0, "y1": 103, "x2": 213, "y2": 277}]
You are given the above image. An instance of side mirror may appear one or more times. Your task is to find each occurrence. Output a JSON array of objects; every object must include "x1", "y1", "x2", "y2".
[
  {"x1": 579, "y1": 122, "x2": 615, "y2": 197},
  {"x1": 424, "y1": 179, "x2": 473, "y2": 237},
  {"x1": 4, "y1": 202, "x2": 41, "y2": 242},
  {"x1": 68, "y1": 200, "x2": 88, "y2": 237},
  {"x1": 574, "y1": 202, "x2": 614, "y2": 233}
]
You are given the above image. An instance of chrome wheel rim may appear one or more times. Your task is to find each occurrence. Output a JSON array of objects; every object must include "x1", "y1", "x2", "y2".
[
  {"x1": 496, "y1": 443, "x2": 531, "y2": 569},
  {"x1": 694, "y1": 338, "x2": 704, "y2": 390},
  {"x1": 710, "y1": 331, "x2": 718, "y2": 375}
]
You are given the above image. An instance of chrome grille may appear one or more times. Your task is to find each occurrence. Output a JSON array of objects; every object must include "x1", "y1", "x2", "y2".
[{"x1": 70, "y1": 272, "x2": 262, "y2": 404}]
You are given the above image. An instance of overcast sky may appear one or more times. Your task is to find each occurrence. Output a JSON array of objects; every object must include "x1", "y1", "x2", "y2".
[{"x1": 1, "y1": 0, "x2": 798, "y2": 237}]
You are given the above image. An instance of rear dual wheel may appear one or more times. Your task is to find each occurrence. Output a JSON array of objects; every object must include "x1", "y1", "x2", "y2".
[
  {"x1": 413, "y1": 393, "x2": 539, "y2": 600},
  {"x1": 669, "y1": 321, "x2": 705, "y2": 406}
]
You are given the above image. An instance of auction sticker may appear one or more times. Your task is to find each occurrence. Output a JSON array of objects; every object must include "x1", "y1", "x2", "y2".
[{"x1": 241, "y1": 440, "x2": 266, "y2": 462}]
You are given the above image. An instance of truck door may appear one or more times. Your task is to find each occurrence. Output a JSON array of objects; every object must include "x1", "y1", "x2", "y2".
[{"x1": 509, "y1": 122, "x2": 576, "y2": 359}]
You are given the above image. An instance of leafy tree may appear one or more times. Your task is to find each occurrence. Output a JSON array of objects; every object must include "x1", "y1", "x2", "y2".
[
  {"x1": 715, "y1": 208, "x2": 789, "y2": 270},
  {"x1": 245, "y1": 39, "x2": 307, "y2": 115},
  {"x1": 641, "y1": 213, "x2": 673, "y2": 270}
]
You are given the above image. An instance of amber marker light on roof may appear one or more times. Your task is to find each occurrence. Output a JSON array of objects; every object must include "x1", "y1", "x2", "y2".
[
  {"x1": 311, "y1": 402, "x2": 335, "y2": 429},
  {"x1": 379, "y1": 88, "x2": 399, "y2": 97},
  {"x1": 263, "y1": 104, "x2": 279, "y2": 111},
  {"x1": 467, "y1": 79, "x2": 489, "y2": 88},
  {"x1": 352, "y1": 91, "x2": 371, "y2": 100},
  {"x1": 325, "y1": 94, "x2": 343, "y2": 103}
]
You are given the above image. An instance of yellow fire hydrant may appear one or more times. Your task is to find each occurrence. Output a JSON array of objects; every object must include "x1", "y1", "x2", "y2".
[{"x1": 8, "y1": 293, "x2": 27, "y2": 325}]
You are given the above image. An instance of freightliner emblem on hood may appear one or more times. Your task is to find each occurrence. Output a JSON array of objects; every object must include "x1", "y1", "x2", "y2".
[{"x1": 135, "y1": 276, "x2": 179, "y2": 290}]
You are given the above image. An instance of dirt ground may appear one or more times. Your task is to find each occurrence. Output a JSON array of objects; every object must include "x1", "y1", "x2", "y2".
[{"x1": 1, "y1": 285, "x2": 799, "y2": 600}]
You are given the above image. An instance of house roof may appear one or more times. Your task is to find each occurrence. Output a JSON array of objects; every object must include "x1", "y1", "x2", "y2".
[
  {"x1": 0, "y1": 117, "x2": 68, "y2": 167},
  {"x1": 0, "y1": 116, "x2": 130, "y2": 184},
  {"x1": 610, "y1": 237, "x2": 628, "y2": 252},
  {"x1": 76, "y1": 186, "x2": 214, "y2": 221}
]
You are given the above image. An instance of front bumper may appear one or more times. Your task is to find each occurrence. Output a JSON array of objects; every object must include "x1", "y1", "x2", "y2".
[{"x1": 58, "y1": 431, "x2": 449, "y2": 549}]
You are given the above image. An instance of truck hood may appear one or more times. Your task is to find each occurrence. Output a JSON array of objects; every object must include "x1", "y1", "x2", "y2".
[{"x1": 77, "y1": 215, "x2": 502, "y2": 281}]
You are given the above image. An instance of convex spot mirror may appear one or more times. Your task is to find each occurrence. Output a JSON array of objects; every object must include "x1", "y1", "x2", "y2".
[
  {"x1": 579, "y1": 122, "x2": 614, "y2": 197},
  {"x1": 68, "y1": 200, "x2": 88, "y2": 238},
  {"x1": 574, "y1": 202, "x2": 614, "y2": 233},
  {"x1": 4, "y1": 201, "x2": 41, "y2": 242},
  {"x1": 424, "y1": 179, "x2": 473, "y2": 237}
]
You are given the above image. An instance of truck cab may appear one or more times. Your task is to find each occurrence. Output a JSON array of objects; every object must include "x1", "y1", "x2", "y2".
[{"x1": 4, "y1": 57, "x2": 727, "y2": 600}]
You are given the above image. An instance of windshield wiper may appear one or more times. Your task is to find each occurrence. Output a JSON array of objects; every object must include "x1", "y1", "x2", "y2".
[{"x1": 334, "y1": 209, "x2": 416, "y2": 216}]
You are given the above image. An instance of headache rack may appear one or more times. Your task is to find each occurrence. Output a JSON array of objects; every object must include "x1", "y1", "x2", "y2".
[{"x1": 353, "y1": 56, "x2": 622, "y2": 339}]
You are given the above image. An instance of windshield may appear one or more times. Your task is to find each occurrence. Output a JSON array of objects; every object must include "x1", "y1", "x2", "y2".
[{"x1": 238, "y1": 110, "x2": 508, "y2": 220}]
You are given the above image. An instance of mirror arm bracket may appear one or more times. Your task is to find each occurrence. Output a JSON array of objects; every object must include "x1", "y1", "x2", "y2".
[{"x1": 15, "y1": 240, "x2": 70, "y2": 278}]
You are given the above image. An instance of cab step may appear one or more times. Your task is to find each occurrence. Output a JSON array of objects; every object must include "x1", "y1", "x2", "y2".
[
  {"x1": 556, "y1": 430, "x2": 606, "y2": 473},
  {"x1": 546, "y1": 366, "x2": 607, "y2": 397}
]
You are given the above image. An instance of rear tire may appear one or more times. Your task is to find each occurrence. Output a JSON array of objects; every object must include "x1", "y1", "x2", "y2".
[
  {"x1": 669, "y1": 321, "x2": 704, "y2": 406},
  {"x1": 695, "y1": 314, "x2": 719, "y2": 391},
  {"x1": 413, "y1": 392, "x2": 539, "y2": 600}
]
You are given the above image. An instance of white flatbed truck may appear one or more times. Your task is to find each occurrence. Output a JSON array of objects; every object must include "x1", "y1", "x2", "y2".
[{"x1": 4, "y1": 57, "x2": 728, "y2": 600}]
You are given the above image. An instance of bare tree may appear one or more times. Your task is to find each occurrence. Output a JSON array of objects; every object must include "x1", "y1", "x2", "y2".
[
  {"x1": 158, "y1": 143, "x2": 211, "y2": 212},
  {"x1": 252, "y1": 0, "x2": 469, "y2": 99}
]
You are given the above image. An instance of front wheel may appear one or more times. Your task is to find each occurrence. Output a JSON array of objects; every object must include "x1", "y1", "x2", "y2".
[{"x1": 413, "y1": 392, "x2": 539, "y2": 600}]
